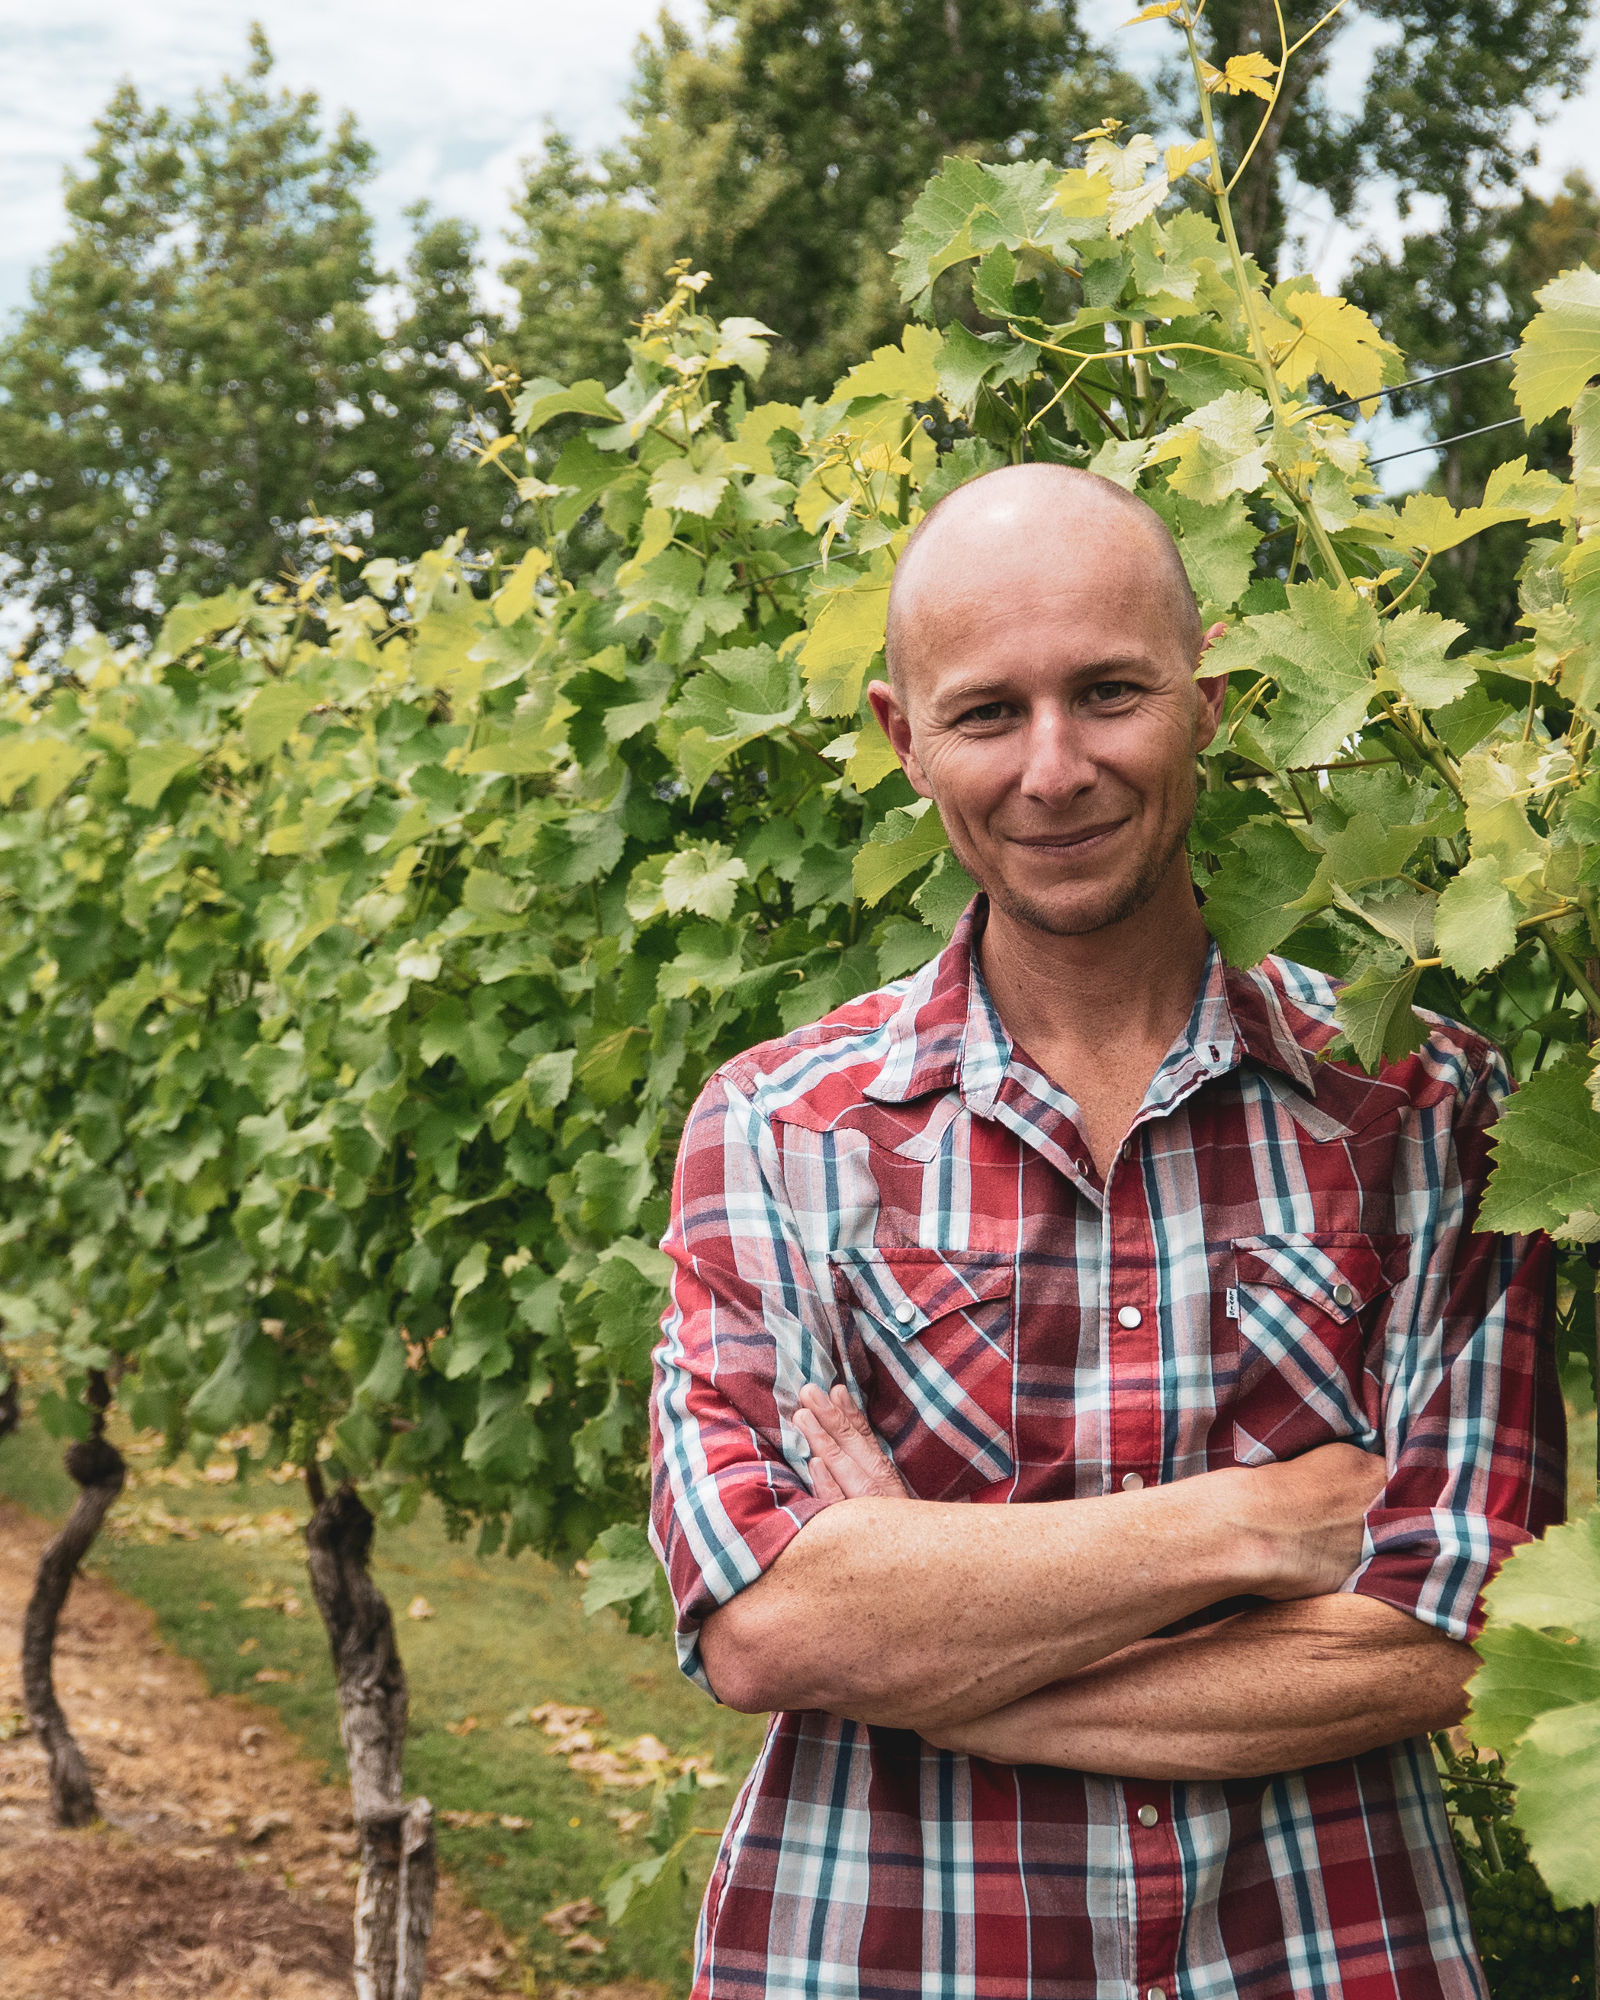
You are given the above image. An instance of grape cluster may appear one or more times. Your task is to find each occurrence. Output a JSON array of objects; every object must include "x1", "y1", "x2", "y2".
[
  {"x1": 1468, "y1": 1860, "x2": 1592, "y2": 2000},
  {"x1": 1439, "y1": 1745, "x2": 1593, "y2": 2000}
]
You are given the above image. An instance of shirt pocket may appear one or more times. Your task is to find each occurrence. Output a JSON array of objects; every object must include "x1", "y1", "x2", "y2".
[
  {"x1": 1228, "y1": 1232, "x2": 1410, "y2": 1466},
  {"x1": 828, "y1": 1247, "x2": 1015, "y2": 1502}
]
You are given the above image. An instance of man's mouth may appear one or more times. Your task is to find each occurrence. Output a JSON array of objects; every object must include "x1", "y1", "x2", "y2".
[{"x1": 1006, "y1": 818, "x2": 1130, "y2": 855}]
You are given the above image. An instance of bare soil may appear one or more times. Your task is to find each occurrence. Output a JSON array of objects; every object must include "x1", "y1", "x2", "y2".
[{"x1": 0, "y1": 1501, "x2": 656, "y2": 1999}]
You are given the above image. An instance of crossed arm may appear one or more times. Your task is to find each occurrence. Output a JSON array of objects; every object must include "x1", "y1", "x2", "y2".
[{"x1": 698, "y1": 1386, "x2": 1474, "y2": 1779}]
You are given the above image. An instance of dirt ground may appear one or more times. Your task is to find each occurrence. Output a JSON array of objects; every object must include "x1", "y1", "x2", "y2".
[{"x1": 0, "y1": 1501, "x2": 656, "y2": 1999}]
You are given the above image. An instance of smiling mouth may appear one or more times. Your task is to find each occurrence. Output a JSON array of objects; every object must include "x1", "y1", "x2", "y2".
[{"x1": 1008, "y1": 819, "x2": 1130, "y2": 853}]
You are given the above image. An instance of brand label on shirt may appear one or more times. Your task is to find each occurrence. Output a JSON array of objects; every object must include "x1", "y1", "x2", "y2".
[{"x1": 1224, "y1": 1287, "x2": 1240, "y2": 1320}]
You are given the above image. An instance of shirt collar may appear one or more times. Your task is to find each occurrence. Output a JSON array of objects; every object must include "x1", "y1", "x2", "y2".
[{"x1": 862, "y1": 896, "x2": 1319, "y2": 1109}]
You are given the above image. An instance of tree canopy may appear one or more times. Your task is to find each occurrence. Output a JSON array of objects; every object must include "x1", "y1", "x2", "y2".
[{"x1": 0, "y1": 30, "x2": 506, "y2": 649}]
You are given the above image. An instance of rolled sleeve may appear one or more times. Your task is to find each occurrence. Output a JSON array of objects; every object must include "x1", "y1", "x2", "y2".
[
  {"x1": 1346, "y1": 1048, "x2": 1566, "y2": 1641},
  {"x1": 649, "y1": 1069, "x2": 835, "y2": 1694}
]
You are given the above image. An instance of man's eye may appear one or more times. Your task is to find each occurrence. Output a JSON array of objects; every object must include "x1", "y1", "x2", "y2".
[
  {"x1": 1085, "y1": 681, "x2": 1136, "y2": 705},
  {"x1": 962, "y1": 702, "x2": 1009, "y2": 724}
]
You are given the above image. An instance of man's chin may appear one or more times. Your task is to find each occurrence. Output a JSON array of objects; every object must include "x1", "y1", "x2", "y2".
[{"x1": 985, "y1": 869, "x2": 1164, "y2": 940}]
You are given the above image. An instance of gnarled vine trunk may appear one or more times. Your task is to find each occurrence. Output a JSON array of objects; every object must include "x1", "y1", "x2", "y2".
[
  {"x1": 21, "y1": 1373, "x2": 124, "y2": 1827},
  {"x1": 304, "y1": 1472, "x2": 435, "y2": 2000}
]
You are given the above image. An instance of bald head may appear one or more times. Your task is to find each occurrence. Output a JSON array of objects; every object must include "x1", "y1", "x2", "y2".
[{"x1": 885, "y1": 464, "x2": 1201, "y2": 695}]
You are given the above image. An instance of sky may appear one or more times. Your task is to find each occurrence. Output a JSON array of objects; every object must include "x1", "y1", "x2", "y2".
[
  {"x1": 2, "y1": 0, "x2": 1598, "y2": 472},
  {"x1": 0, "y1": 0, "x2": 699, "y2": 316}
]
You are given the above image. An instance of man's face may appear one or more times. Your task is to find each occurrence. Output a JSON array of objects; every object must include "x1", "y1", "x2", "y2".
[{"x1": 870, "y1": 522, "x2": 1224, "y2": 939}]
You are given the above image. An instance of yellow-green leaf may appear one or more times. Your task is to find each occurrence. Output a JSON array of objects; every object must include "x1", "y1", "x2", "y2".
[
  {"x1": 836, "y1": 325, "x2": 945, "y2": 406},
  {"x1": 1274, "y1": 292, "x2": 1399, "y2": 406},
  {"x1": 797, "y1": 552, "x2": 895, "y2": 718},
  {"x1": 1514, "y1": 265, "x2": 1600, "y2": 425},
  {"x1": 493, "y1": 547, "x2": 551, "y2": 627}
]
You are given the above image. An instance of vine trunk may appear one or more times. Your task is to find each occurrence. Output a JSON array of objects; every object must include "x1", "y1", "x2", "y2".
[{"x1": 304, "y1": 1473, "x2": 435, "y2": 2000}]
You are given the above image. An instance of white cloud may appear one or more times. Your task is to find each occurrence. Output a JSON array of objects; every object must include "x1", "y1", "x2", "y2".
[{"x1": 0, "y1": 0, "x2": 705, "y2": 315}]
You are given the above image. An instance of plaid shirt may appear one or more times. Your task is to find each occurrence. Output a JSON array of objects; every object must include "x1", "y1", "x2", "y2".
[{"x1": 651, "y1": 906, "x2": 1563, "y2": 2000}]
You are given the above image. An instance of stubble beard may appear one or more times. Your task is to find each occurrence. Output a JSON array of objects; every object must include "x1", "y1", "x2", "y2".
[{"x1": 970, "y1": 786, "x2": 1197, "y2": 941}]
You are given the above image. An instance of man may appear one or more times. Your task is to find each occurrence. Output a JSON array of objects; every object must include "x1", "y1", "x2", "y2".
[{"x1": 650, "y1": 464, "x2": 1562, "y2": 1999}]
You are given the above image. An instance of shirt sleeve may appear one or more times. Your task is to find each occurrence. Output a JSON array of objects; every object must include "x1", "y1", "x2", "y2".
[
  {"x1": 1346, "y1": 1043, "x2": 1566, "y2": 1642},
  {"x1": 649, "y1": 1067, "x2": 837, "y2": 1694}
]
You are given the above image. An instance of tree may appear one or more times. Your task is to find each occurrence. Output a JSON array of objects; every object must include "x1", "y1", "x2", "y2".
[
  {"x1": 1191, "y1": 0, "x2": 1589, "y2": 279},
  {"x1": 1346, "y1": 173, "x2": 1600, "y2": 646},
  {"x1": 0, "y1": 30, "x2": 504, "y2": 650},
  {"x1": 504, "y1": 0, "x2": 1146, "y2": 400}
]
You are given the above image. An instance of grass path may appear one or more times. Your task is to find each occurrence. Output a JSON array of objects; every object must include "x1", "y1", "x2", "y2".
[{"x1": 0, "y1": 1422, "x2": 765, "y2": 1991}]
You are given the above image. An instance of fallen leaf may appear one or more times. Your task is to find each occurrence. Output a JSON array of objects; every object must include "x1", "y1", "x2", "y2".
[
  {"x1": 253, "y1": 1669, "x2": 294, "y2": 1685},
  {"x1": 407, "y1": 1596, "x2": 436, "y2": 1620},
  {"x1": 565, "y1": 1932, "x2": 607, "y2": 1956},
  {"x1": 445, "y1": 1716, "x2": 480, "y2": 1737},
  {"x1": 238, "y1": 1725, "x2": 268, "y2": 1755},
  {"x1": 541, "y1": 1898, "x2": 603, "y2": 1936},
  {"x1": 244, "y1": 1809, "x2": 293, "y2": 1843}
]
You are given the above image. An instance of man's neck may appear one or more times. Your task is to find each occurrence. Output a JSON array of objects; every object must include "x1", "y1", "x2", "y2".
[{"x1": 976, "y1": 862, "x2": 1214, "y2": 1176}]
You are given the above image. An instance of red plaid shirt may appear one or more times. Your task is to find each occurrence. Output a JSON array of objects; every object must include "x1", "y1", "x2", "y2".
[{"x1": 651, "y1": 907, "x2": 1563, "y2": 2000}]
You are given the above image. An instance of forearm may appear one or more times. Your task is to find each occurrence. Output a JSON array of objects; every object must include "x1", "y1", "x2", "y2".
[
  {"x1": 700, "y1": 1473, "x2": 1287, "y2": 1729},
  {"x1": 925, "y1": 1595, "x2": 1472, "y2": 1779}
]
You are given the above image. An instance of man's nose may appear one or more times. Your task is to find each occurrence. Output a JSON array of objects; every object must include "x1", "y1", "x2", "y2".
[{"x1": 1017, "y1": 706, "x2": 1095, "y2": 804}]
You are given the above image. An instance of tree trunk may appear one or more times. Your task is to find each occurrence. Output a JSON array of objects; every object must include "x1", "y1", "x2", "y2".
[
  {"x1": 21, "y1": 1377, "x2": 124, "y2": 1828},
  {"x1": 303, "y1": 1474, "x2": 435, "y2": 2000}
]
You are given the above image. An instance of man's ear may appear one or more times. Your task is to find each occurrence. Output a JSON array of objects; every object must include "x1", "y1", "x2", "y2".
[
  {"x1": 867, "y1": 678, "x2": 932, "y2": 796},
  {"x1": 1193, "y1": 621, "x2": 1229, "y2": 755}
]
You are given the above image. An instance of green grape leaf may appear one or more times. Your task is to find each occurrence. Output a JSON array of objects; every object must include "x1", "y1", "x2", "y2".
[
  {"x1": 125, "y1": 741, "x2": 202, "y2": 809},
  {"x1": 854, "y1": 799, "x2": 949, "y2": 906},
  {"x1": 1479, "y1": 1055, "x2": 1600, "y2": 1238},
  {"x1": 242, "y1": 682, "x2": 317, "y2": 759},
  {"x1": 1146, "y1": 389, "x2": 1273, "y2": 505},
  {"x1": 838, "y1": 324, "x2": 944, "y2": 404},
  {"x1": 1434, "y1": 854, "x2": 1519, "y2": 980},
  {"x1": 513, "y1": 377, "x2": 620, "y2": 432},
  {"x1": 582, "y1": 1522, "x2": 670, "y2": 1637},
  {"x1": 1200, "y1": 817, "x2": 1319, "y2": 966},
  {"x1": 1331, "y1": 955, "x2": 1427, "y2": 1069},
  {"x1": 1471, "y1": 1509, "x2": 1600, "y2": 1907},
  {"x1": 1380, "y1": 608, "x2": 1474, "y2": 708},
  {"x1": 1514, "y1": 265, "x2": 1600, "y2": 425},
  {"x1": 1252, "y1": 583, "x2": 1379, "y2": 769},
  {"x1": 1292, "y1": 811, "x2": 1431, "y2": 914},
  {"x1": 797, "y1": 553, "x2": 895, "y2": 718},
  {"x1": 1171, "y1": 493, "x2": 1260, "y2": 614},
  {"x1": 660, "y1": 843, "x2": 749, "y2": 921},
  {"x1": 1503, "y1": 1701, "x2": 1600, "y2": 1908}
]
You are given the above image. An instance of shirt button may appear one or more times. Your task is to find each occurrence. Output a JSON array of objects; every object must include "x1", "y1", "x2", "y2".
[
  {"x1": 1137, "y1": 1803, "x2": 1159, "y2": 1827},
  {"x1": 895, "y1": 1302, "x2": 915, "y2": 1324},
  {"x1": 1333, "y1": 1281, "x2": 1355, "y2": 1307},
  {"x1": 1116, "y1": 1305, "x2": 1142, "y2": 1328},
  {"x1": 1147, "y1": 1988, "x2": 1168, "y2": 2000},
  {"x1": 1121, "y1": 1472, "x2": 1145, "y2": 1492}
]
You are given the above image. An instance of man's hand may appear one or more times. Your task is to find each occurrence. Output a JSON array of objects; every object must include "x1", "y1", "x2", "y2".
[
  {"x1": 796, "y1": 1379, "x2": 1381, "y2": 1601},
  {"x1": 795, "y1": 1383, "x2": 912, "y2": 1501}
]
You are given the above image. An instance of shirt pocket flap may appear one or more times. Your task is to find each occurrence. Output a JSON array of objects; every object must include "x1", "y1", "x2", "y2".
[
  {"x1": 829, "y1": 1248, "x2": 1014, "y2": 1341},
  {"x1": 1231, "y1": 1232, "x2": 1410, "y2": 1321}
]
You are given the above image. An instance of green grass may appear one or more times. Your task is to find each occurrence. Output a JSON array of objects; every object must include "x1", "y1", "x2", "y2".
[{"x1": 0, "y1": 1422, "x2": 765, "y2": 1989}]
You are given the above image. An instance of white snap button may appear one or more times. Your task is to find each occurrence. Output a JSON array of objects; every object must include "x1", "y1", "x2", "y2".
[
  {"x1": 1148, "y1": 1988, "x2": 1168, "y2": 2000},
  {"x1": 1137, "y1": 1804, "x2": 1159, "y2": 1827},
  {"x1": 1332, "y1": 1282, "x2": 1355, "y2": 1307},
  {"x1": 895, "y1": 1301, "x2": 915, "y2": 1324},
  {"x1": 1117, "y1": 1305, "x2": 1143, "y2": 1328},
  {"x1": 1121, "y1": 1472, "x2": 1145, "y2": 1492}
]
